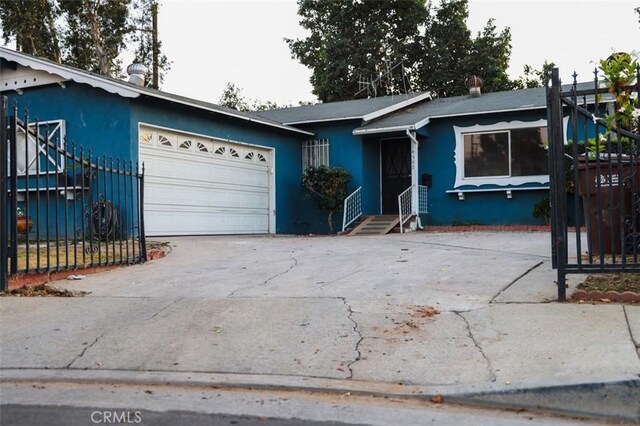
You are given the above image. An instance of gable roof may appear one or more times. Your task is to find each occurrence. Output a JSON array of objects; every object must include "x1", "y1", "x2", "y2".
[
  {"x1": 353, "y1": 82, "x2": 601, "y2": 135},
  {"x1": 0, "y1": 47, "x2": 313, "y2": 136},
  {"x1": 253, "y1": 91, "x2": 432, "y2": 125}
]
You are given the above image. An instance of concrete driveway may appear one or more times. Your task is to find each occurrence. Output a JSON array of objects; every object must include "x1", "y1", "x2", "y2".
[{"x1": 2, "y1": 232, "x2": 639, "y2": 421}]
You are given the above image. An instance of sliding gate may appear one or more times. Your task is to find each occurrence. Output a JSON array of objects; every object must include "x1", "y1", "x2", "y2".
[{"x1": 548, "y1": 65, "x2": 640, "y2": 300}]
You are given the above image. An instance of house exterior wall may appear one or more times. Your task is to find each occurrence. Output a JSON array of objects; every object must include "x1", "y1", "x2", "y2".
[
  {"x1": 129, "y1": 97, "x2": 309, "y2": 234},
  {"x1": 3, "y1": 83, "x2": 318, "y2": 235},
  {"x1": 3, "y1": 82, "x2": 132, "y2": 160},
  {"x1": 294, "y1": 120, "x2": 370, "y2": 232},
  {"x1": 419, "y1": 110, "x2": 550, "y2": 225}
]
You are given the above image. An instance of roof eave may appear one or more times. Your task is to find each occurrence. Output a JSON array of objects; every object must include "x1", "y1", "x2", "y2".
[
  {"x1": 353, "y1": 124, "x2": 415, "y2": 136},
  {"x1": 1, "y1": 47, "x2": 312, "y2": 137},
  {"x1": 352, "y1": 116, "x2": 431, "y2": 136},
  {"x1": 361, "y1": 92, "x2": 432, "y2": 122}
]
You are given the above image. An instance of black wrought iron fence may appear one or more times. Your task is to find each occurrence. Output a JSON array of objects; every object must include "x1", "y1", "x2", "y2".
[
  {"x1": 1, "y1": 97, "x2": 146, "y2": 291},
  {"x1": 548, "y1": 62, "x2": 640, "y2": 300}
]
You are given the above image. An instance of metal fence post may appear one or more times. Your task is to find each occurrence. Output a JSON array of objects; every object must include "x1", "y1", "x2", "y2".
[
  {"x1": 548, "y1": 68, "x2": 568, "y2": 300},
  {"x1": 0, "y1": 96, "x2": 8, "y2": 291}
]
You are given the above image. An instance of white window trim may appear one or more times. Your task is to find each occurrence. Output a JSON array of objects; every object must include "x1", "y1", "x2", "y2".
[
  {"x1": 453, "y1": 118, "x2": 567, "y2": 188},
  {"x1": 12, "y1": 119, "x2": 66, "y2": 176}
]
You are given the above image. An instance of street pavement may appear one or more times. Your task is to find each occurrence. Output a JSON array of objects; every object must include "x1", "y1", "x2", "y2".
[{"x1": 1, "y1": 232, "x2": 639, "y2": 424}]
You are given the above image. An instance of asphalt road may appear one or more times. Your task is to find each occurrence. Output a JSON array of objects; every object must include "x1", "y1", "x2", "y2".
[{"x1": 1, "y1": 405, "x2": 361, "y2": 426}]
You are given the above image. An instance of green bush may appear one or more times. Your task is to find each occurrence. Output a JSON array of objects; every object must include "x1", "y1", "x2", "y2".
[{"x1": 301, "y1": 166, "x2": 351, "y2": 234}]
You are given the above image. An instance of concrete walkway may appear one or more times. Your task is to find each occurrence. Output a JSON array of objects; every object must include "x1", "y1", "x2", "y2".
[{"x1": 1, "y1": 232, "x2": 639, "y2": 422}]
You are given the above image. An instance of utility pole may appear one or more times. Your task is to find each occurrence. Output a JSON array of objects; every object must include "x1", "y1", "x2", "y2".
[{"x1": 151, "y1": 1, "x2": 159, "y2": 89}]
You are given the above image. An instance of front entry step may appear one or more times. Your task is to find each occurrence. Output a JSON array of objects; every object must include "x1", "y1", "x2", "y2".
[{"x1": 349, "y1": 215, "x2": 400, "y2": 235}]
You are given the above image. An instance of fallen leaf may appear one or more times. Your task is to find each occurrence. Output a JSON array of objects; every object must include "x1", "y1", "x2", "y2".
[
  {"x1": 430, "y1": 395, "x2": 443, "y2": 403},
  {"x1": 600, "y1": 298, "x2": 611, "y2": 303},
  {"x1": 404, "y1": 321, "x2": 419, "y2": 329},
  {"x1": 336, "y1": 367, "x2": 345, "y2": 372}
]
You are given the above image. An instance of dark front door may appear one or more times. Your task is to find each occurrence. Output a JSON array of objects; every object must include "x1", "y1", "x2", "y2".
[{"x1": 381, "y1": 139, "x2": 411, "y2": 214}]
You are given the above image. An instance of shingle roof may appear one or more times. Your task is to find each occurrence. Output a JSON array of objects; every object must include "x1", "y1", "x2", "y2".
[
  {"x1": 253, "y1": 91, "x2": 432, "y2": 125},
  {"x1": 353, "y1": 82, "x2": 602, "y2": 135},
  {"x1": 0, "y1": 47, "x2": 313, "y2": 136}
]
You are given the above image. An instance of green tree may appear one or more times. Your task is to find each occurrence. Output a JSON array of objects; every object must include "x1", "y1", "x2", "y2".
[
  {"x1": 0, "y1": 0, "x2": 62, "y2": 61},
  {"x1": 512, "y1": 61, "x2": 555, "y2": 89},
  {"x1": 219, "y1": 82, "x2": 251, "y2": 111},
  {"x1": 1, "y1": 0, "x2": 169, "y2": 82},
  {"x1": 218, "y1": 82, "x2": 292, "y2": 111},
  {"x1": 301, "y1": 166, "x2": 351, "y2": 234},
  {"x1": 58, "y1": 0, "x2": 131, "y2": 77},
  {"x1": 462, "y1": 19, "x2": 513, "y2": 93},
  {"x1": 287, "y1": 0, "x2": 426, "y2": 102},
  {"x1": 416, "y1": 0, "x2": 472, "y2": 97},
  {"x1": 288, "y1": 0, "x2": 517, "y2": 101},
  {"x1": 128, "y1": 0, "x2": 170, "y2": 88}
]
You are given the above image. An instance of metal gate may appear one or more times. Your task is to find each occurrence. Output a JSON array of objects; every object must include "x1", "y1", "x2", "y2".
[
  {"x1": 1, "y1": 97, "x2": 146, "y2": 291},
  {"x1": 547, "y1": 64, "x2": 640, "y2": 300}
]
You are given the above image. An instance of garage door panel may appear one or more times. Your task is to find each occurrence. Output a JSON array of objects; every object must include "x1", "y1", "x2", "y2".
[
  {"x1": 140, "y1": 126, "x2": 272, "y2": 236},
  {"x1": 145, "y1": 211, "x2": 269, "y2": 236},
  {"x1": 145, "y1": 186, "x2": 269, "y2": 209}
]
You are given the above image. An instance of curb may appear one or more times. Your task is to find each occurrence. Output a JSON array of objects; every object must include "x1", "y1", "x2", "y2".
[
  {"x1": 2, "y1": 369, "x2": 638, "y2": 423},
  {"x1": 450, "y1": 378, "x2": 640, "y2": 424}
]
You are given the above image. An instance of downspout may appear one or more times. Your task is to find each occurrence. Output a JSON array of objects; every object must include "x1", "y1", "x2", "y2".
[{"x1": 405, "y1": 129, "x2": 421, "y2": 229}]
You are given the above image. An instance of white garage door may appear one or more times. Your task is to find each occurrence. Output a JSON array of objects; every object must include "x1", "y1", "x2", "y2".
[{"x1": 139, "y1": 125, "x2": 273, "y2": 236}]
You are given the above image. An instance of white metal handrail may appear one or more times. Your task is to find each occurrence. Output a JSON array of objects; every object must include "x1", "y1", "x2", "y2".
[
  {"x1": 398, "y1": 184, "x2": 429, "y2": 233},
  {"x1": 342, "y1": 186, "x2": 362, "y2": 232},
  {"x1": 398, "y1": 185, "x2": 414, "y2": 234}
]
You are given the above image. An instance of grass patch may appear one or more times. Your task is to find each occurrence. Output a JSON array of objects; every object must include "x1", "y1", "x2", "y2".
[
  {"x1": 9, "y1": 239, "x2": 142, "y2": 271},
  {"x1": 0, "y1": 284, "x2": 87, "y2": 297},
  {"x1": 578, "y1": 273, "x2": 640, "y2": 293}
]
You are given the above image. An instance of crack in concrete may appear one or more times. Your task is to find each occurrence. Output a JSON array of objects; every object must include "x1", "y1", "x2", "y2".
[
  {"x1": 144, "y1": 298, "x2": 184, "y2": 321},
  {"x1": 378, "y1": 237, "x2": 551, "y2": 260},
  {"x1": 316, "y1": 270, "x2": 360, "y2": 289},
  {"x1": 65, "y1": 333, "x2": 105, "y2": 369},
  {"x1": 623, "y1": 306, "x2": 640, "y2": 362},
  {"x1": 454, "y1": 311, "x2": 497, "y2": 383},
  {"x1": 227, "y1": 256, "x2": 298, "y2": 298},
  {"x1": 340, "y1": 297, "x2": 363, "y2": 380},
  {"x1": 490, "y1": 261, "x2": 544, "y2": 304}
]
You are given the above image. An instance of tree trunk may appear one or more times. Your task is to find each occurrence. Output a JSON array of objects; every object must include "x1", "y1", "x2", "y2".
[
  {"x1": 327, "y1": 210, "x2": 333, "y2": 234},
  {"x1": 86, "y1": 0, "x2": 110, "y2": 76}
]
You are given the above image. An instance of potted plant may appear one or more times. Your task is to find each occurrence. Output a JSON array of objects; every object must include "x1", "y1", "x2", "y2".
[{"x1": 16, "y1": 206, "x2": 33, "y2": 234}]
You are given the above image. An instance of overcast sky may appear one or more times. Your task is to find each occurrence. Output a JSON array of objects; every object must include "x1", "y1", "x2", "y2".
[
  {"x1": 155, "y1": 0, "x2": 639, "y2": 105},
  {"x1": 154, "y1": 0, "x2": 639, "y2": 105}
]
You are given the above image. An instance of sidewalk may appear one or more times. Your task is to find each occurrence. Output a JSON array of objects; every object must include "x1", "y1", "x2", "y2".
[{"x1": 1, "y1": 232, "x2": 639, "y2": 422}]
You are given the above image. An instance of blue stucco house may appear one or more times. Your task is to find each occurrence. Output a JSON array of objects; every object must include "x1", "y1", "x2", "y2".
[
  {"x1": 255, "y1": 87, "x2": 554, "y2": 229},
  {"x1": 1, "y1": 47, "x2": 316, "y2": 236},
  {"x1": 2, "y1": 46, "x2": 569, "y2": 236}
]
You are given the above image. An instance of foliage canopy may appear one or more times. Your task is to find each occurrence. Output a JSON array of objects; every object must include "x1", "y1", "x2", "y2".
[
  {"x1": 287, "y1": 0, "x2": 546, "y2": 101},
  {"x1": 0, "y1": 0, "x2": 170, "y2": 84}
]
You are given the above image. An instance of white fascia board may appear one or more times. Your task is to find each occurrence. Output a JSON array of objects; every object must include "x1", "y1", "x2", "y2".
[
  {"x1": 352, "y1": 117, "x2": 431, "y2": 136},
  {"x1": 352, "y1": 124, "x2": 414, "y2": 135},
  {"x1": 1, "y1": 47, "x2": 140, "y2": 98},
  {"x1": 1, "y1": 47, "x2": 313, "y2": 137},
  {"x1": 362, "y1": 92, "x2": 432, "y2": 122},
  {"x1": 283, "y1": 116, "x2": 362, "y2": 125}
]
